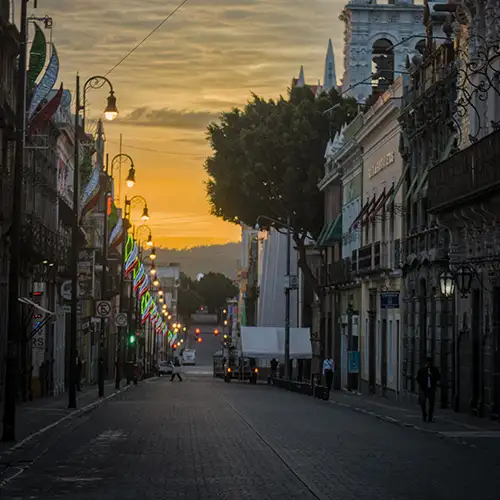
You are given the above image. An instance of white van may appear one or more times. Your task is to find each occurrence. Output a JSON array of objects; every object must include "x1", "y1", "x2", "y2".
[{"x1": 182, "y1": 349, "x2": 196, "y2": 366}]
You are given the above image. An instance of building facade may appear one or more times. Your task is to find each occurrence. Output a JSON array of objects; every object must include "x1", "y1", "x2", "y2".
[
  {"x1": 0, "y1": 1, "x2": 18, "y2": 400},
  {"x1": 399, "y1": 5, "x2": 457, "y2": 407},
  {"x1": 427, "y1": 1, "x2": 500, "y2": 417},
  {"x1": 354, "y1": 78, "x2": 405, "y2": 397}
]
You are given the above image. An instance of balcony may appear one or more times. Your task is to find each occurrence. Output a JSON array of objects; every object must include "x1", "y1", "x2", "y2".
[
  {"x1": 327, "y1": 259, "x2": 352, "y2": 286},
  {"x1": 352, "y1": 239, "x2": 403, "y2": 276},
  {"x1": 404, "y1": 227, "x2": 449, "y2": 259},
  {"x1": 428, "y1": 128, "x2": 500, "y2": 213}
]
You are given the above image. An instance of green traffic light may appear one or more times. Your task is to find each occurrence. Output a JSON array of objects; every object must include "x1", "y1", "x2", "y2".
[{"x1": 129, "y1": 335, "x2": 136, "y2": 344}]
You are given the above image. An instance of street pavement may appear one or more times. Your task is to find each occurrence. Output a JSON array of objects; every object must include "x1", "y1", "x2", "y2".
[{"x1": 1, "y1": 373, "x2": 499, "y2": 500}]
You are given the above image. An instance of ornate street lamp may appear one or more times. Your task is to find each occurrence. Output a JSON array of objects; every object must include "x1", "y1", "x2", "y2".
[
  {"x1": 111, "y1": 153, "x2": 136, "y2": 204},
  {"x1": 69, "y1": 74, "x2": 118, "y2": 408},
  {"x1": 149, "y1": 248, "x2": 157, "y2": 261},
  {"x1": 439, "y1": 269, "x2": 455, "y2": 297},
  {"x1": 455, "y1": 265, "x2": 473, "y2": 297}
]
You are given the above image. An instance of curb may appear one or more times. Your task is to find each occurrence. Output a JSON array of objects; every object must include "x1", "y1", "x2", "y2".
[
  {"x1": 0, "y1": 384, "x2": 132, "y2": 460},
  {"x1": 328, "y1": 399, "x2": 477, "y2": 449}
]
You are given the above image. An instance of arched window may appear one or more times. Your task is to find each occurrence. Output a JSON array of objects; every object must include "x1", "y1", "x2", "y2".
[{"x1": 372, "y1": 38, "x2": 394, "y2": 90}]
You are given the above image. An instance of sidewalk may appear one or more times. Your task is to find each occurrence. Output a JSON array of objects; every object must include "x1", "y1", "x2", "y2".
[
  {"x1": 0, "y1": 381, "x2": 122, "y2": 454},
  {"x1": 328, "y1": 389, "x2": 500, "y2": 447}
]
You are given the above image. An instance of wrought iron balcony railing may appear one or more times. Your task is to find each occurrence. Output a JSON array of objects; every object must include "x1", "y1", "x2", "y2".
[{"x1": 428, "y1": 127, "x2": 500, "y2": 213}]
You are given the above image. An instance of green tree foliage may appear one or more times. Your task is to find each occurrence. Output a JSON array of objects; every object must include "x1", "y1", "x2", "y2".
[
  {"x1": 196, "y1": 272, "x2": 238, "y2": 314},
  {"x1": 177, "y1": 272, "x2": 203, "y2": 322},
  {"x1": 204, "y1": 87, "x2": 358, "y2": 291}
]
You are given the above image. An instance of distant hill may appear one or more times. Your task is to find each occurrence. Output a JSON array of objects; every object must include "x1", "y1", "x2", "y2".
[{"x1": 155, "y1": 243, "x2": 240, "y2": 279}]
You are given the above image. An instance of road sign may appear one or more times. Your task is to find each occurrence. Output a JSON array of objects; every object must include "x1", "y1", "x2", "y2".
[
  {"x1": 115, "y1": 312, "x2": 128, "y2": 327},
  {"x1": 96, "y1": 301, "x2": 112, "y2": 318}
]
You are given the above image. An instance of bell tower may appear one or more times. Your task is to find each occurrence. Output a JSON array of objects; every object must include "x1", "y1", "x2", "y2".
[{"x1": 340, "y1": 0, "x2": 426, "y2": 103}]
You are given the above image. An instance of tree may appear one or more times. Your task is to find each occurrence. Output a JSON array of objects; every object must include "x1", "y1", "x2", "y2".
[
  {"x1": 196, "y1": 272, "x2": 238, "y2": 314},
  {"x1": 204, "y1": 87, "x2": 358, "y2": 293},
  {"x1": 177, "y1": 272, "x2": 203, "y2": 322}
]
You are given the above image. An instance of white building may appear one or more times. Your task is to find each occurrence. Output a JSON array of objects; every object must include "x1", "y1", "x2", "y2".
[
  {"x1": 354, "y1": 77, "x2": 405, "y2": 397},
  {"x1": 339, "y1": 0, "x2": 425, "y2": 103}
]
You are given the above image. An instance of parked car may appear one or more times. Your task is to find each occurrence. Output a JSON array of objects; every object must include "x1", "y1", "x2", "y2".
[{"x1": 157, "y1": 360, "x2": 173, "y2": 376}]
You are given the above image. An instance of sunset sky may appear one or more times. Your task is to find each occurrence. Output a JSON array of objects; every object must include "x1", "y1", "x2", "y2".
[{"x1": 37, "y1": 0, "x2": 346, "y2": 248}]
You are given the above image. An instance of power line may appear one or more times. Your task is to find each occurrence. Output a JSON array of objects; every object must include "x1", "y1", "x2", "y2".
[
  {"x1": 105, "y1": 0, "x2": 190, "y2": 77},
  {"x1": 105, "y1": 139, "x2": 206, "y2": 157}
]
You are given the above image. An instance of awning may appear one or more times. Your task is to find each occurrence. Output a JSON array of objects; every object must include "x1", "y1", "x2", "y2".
[
  {"x1": 19, "y1": 297, "x2": 55, "y2": 315},
  {"x1": 349, "y1": 197, "x2": 375, "y2": 231},
  {"x1": 316, "y1": 215, "x2": 342, "y2": 248},
  {"x1": 314, "y1": 221, "x2": 331, "y2": 249},
  {"x1": 370, "y1": 185, "x2": 395, "y2": 221}
]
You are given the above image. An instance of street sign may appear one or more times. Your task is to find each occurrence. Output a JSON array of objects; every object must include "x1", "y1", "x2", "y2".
[
  {"x1": 115, "y1": 312, "x2": 128, "y2": 327},
  {"x1": 284, "y1": 274, "x2": 299, "y2": 290},
  {"x1": 95, "y1": 301, "x2": 112, "y2": 318}
]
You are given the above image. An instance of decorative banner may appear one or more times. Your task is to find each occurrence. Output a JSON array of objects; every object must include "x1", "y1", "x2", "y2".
[
  {"x1": 77, "y1": 249, "x2": 95, "y2": 299},
  {"x1": 80, "y1": 166, "x2": 102, "y2": 218},
  {"x1": 133, "y1": 263, "x2": 146, "y2": 292},
  {"x1": 28, "y1": 23, "x2": 47, "y2": 90},
  {"x1": 28, "y1": 45, "x2": 59, "y2": 121},
  {"x1": 138, "y1": 276, "x2": 149, "y2": 299},
  {"x1": 28, "y1": 83, "x2": 63, "y2": 135},
  {"x1": 124, "y1": 236, "x2": 139, "y2": 276},
  {"x1": 109, "y1": 217, "x2": 124, "y2": 250}
]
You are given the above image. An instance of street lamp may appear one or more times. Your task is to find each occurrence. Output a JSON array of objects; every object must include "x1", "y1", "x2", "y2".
[
  {"x1": 111, "y1": 153, "x2": 136, "y2": 203},
  {"x1": 153, "y1": 277, "x2": 160, "y2": 287},
  {"x1": 149, "y1": 248, "x2": 157, "y2": 261},
  {"x1": 455, "y1": 265, "x2": 473, "y2": 297},
  {"x1": 115, "y1": 195, "x2": 150, "y2": 389},
  {"x1": 69, "y1": 74, "x2": 118, "y2": 409},
  {"x1": 439, "y1": 270, "x2": 455, "y2": 297},
  {"x1": 255, "y1": 214, "x2": 292, "y2": 380}
]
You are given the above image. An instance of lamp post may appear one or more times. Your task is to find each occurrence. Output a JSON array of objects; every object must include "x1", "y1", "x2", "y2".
[
  {"x1": 115, "y1": 195, "x2": 149, "y2": 389},
  {"x1": 69, "y1": 74, "x2": 118, "y2": 409},
  {"x1": 111, "y1": 153, "x2": 136, "y2": 205},
  {"x1": 255, "y1": 214, "x2": 293, "y2": 380}
]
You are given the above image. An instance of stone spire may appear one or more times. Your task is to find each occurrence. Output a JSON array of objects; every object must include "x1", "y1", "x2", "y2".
[
  {"x1": 323, "y1": 39, "x2": 337, "y2": 91},
  {"x1": 296, "y1": 65, "x2": 305, "y2": 87}
]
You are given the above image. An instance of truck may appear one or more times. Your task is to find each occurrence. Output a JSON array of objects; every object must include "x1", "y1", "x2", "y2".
[{"x1": 182, "y1": 349, "x2": 196, "y2": 365}]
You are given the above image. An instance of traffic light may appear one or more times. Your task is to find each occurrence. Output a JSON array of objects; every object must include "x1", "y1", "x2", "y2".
[
  {"x1": 197, "y1": 337, "x2": 203, "y2": 343},
  {"x1": 214, "y1": 329, "x2": 219, "y2": 336},
  {"x1": 195, "y1": 328, "x2": 200, "y2": 336},
  {"x1": 128, "y1": 334, "x2": 136, "y2": 345}
]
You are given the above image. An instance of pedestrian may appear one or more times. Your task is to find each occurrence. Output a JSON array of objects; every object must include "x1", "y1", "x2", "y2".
[
  {"x1": 170, "y1": 357, "x2": 183, "y2": 382},
  {"x1": 270, "y1": 358, "x2": 278, "y2": 384},
  {"x1": 323, "y1": 357, "x2": 334, "y2": 393},
  {"x1": 76, "y1": 353, "x2": 83, "y2": 391},
  {"x1": 416, "y1": 356, "x2": 441, "y2": 422}
]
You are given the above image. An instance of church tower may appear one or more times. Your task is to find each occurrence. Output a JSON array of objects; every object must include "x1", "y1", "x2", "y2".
[
  {"x1": 340, "y1": 0, "x2": 425, "y2": 103},
  {"x1": 323, "y1": 39, "x2": 337, "y2": 92}
]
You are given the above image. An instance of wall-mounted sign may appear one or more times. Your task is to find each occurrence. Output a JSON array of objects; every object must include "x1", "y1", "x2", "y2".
[
  {"x1": 368, "y1": 151, "x2": 396, "y2": 179},
  {"x1": 380, "y1": 291, "x2": 399, "y2": 309}
]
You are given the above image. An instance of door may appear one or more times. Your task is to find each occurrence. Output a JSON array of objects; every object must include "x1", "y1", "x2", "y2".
[
  {"x1": 381, "y1": 318, "x2": 388, "y2": 394},
  {"x1": 341, "y1": 326, "x2": 347, "y2": 388},
  {"x1": 368, "y1": 290, "x2": 377, "y2": 394}
]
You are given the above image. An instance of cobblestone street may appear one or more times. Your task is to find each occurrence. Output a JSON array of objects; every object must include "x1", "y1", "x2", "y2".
[{"x1": 1, "y1": 376, "x2": 499, "y2": 500}]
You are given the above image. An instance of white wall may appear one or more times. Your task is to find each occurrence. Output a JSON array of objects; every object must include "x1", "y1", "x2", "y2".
[{"x1": 257, "y1": 229, "x2": 299, "y2": 328}]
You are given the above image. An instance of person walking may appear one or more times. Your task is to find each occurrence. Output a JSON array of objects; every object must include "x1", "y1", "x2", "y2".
[
  {"x1": 416, "y1": 356, "x2": 441, "y2": 422},
  {"x1": 170, "y1": 357, "x2": 183, "y2": 382},
  {"x1": 323, "y1": 357, "x2": 334, "y2": 393},
  {"x1": 270, "y1": 358, "x2": 278, "y2": 384}
]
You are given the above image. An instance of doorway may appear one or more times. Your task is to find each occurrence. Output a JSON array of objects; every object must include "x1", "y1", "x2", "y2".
[
  {"x1": 381, "y1": 317, "x2": 388, "y2": 395},
  {"x1": 368, "y1": 290, "x2": 377, "y2": 394},
  {"x1": 471, "y1": 289, "x2": 481, "y2": 411}
]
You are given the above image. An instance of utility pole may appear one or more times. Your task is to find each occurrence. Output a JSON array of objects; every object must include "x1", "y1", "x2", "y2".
[
  {"x1": 68, "y1": 73, "x2": 81, "y2": 409},
  {"x1": 98, "y1": 150, "x2": 109, "y2": 398},
  {"x1": 284, "y1": 215, "x2": 291, "y2": 380},
  {"x1": 2, "y1": 0, "x2": 29, "y2": 442}
]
